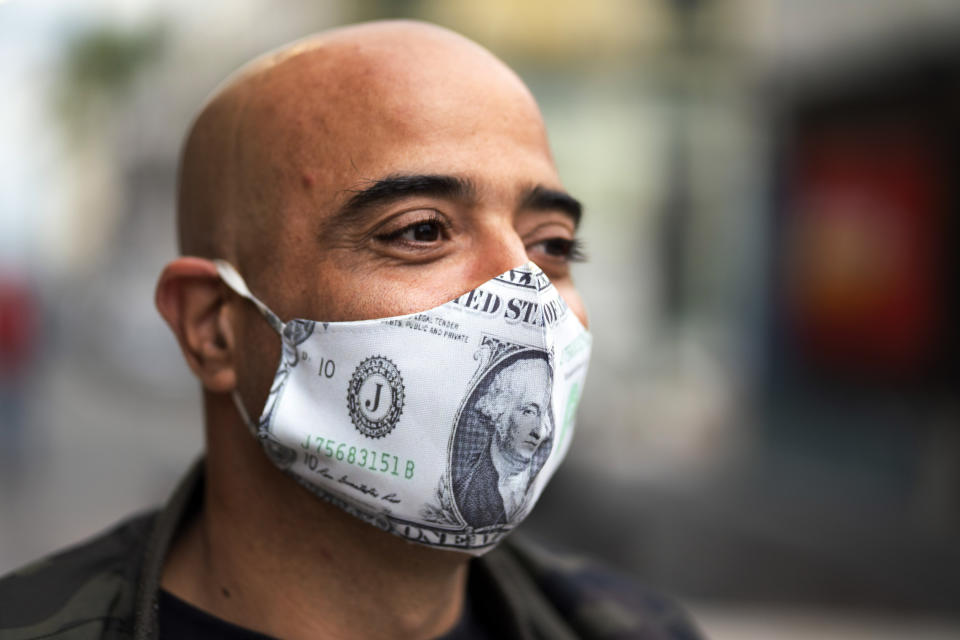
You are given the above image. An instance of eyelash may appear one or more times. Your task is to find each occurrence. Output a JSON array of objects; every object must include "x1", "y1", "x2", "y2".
[
  {"x1": 375, "y1": 213, "x2": 452, "y2": 244},
  {"x1": 533, "y1": 237, "x2": 588, "y2": 263}
]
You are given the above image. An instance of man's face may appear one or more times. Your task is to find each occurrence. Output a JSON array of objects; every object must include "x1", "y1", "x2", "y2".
[{"x1": 225, "y1": 28, "x2": 587, "y2": 405}]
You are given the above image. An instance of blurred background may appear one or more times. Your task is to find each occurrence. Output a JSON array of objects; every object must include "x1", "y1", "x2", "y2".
[{"x1": 2, "y1": 0, "x2": 959, "y2": 637}]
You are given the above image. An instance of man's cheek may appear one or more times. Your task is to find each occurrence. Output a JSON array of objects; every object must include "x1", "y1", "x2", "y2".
[
  {"x1": 345, "y1": 273, "x2": 467, "y2": 320},
  {"x1": 554, "y1": 280, "x2": 588, "y2": 329}
]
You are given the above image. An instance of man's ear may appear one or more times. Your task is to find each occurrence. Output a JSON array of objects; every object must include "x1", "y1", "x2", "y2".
[{"x1": 155, "y1": 257, "x2": 237, "y2": 392}]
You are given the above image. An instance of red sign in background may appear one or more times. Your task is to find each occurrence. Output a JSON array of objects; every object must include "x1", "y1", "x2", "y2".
[{"x1": 785, "y1": 123, "x2": 945, "y2": 382}]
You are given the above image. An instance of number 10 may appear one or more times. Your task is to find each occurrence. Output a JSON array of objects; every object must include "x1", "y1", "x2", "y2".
[{"x1": 318, "y1": 357, "x2": 335, "y2": 378}]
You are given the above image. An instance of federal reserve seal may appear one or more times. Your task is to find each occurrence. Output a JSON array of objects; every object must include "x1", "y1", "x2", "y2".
[{"x1": 347, "y1": 355, "x2": 405, "y2": 439}]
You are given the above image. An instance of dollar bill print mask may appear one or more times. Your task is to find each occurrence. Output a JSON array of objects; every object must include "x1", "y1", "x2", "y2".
[{"x1": 216, "y1": 260, "x2": 591, "y2": 555}]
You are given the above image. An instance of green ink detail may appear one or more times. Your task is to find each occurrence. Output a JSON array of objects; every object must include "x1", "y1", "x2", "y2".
[
  {"x1": 558, "y1": 383, "x2": 580, "y2": 447},
  {"x1": 300, "y1": 434, "x2": 418, "y2": 480},
  {"x1": 559, "y1": 333, "x2": 591, "y2": 364}
]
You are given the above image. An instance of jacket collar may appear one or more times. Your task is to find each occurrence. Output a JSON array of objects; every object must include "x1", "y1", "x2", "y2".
[{"x1": 133, "y1": 457, "x2": 204, "y2": 640}]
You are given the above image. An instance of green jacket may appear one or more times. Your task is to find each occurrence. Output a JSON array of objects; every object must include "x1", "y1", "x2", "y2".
[{"x1": 0, "y1": 461, "x2": 702, "y2": 640}]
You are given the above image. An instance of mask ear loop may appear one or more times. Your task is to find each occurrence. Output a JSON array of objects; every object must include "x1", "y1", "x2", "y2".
[
  {"x1": 231, "y1": 391, "x2": 260, "y2": 438},
  {"x1": 213, "y1": 259, "x2": 285, "y2": 438},
  {"x1": 213, "y1": 259, "x2": 284, "y2": 335}
]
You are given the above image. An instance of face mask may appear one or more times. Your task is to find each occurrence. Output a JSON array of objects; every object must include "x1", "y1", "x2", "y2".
[{"x1": 216, "y1": 260, "x2": 591, "y2": 555}]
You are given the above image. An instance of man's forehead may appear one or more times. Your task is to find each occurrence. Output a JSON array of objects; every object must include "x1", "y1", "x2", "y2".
[
  {"x1": 178, "y1": 20, "x2": 556, "y2": 259},
  {"x1": 253, "y1": 22, "x2": 527, "y2": 91},
  {"x1": 227, "y1": 31, "x2": 542, "y2": 177},
  {"x1": 243, "y1": 46, "x2": 542, "y2": 153},
  {"x1": 238, "y1": 23, "x2": 535, "y2": 118},
  {"x1": 237, "y1": 36, "x2": 554, "y2": 211}
]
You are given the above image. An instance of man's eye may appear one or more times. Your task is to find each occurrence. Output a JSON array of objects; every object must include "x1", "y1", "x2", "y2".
[
  {"x1": 403, "y1": 221, "x2": 442, "y2": 242},
  {"x1": 378, "y1": 216, "x2": 449, "y2": 244},
  {"x1": 530, "y1": 237, "x2": 587, "y2": 262}
]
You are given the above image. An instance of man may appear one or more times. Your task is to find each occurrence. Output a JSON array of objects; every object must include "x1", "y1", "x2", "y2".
[
  {"x1": 454, "y1": 355, "x2": 553, "y2": 528},
  {"x1": 0, "y1": 20, "x2": 701, "y2": 640}
]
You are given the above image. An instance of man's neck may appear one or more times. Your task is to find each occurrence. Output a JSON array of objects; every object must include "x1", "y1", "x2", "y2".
[{"x1": 162, "y1": 411, "x2": 469, "y2": 640}]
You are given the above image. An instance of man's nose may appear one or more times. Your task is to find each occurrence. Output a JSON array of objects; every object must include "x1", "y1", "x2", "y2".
[{"x1": 469, "y1": 222, "x2": 530, "y2": 282}]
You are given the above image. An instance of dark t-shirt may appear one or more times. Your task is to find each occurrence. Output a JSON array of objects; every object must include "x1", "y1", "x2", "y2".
[
  {"x1": 159, "y1": 581, "x2": 496, "y2": 640},
  {"x1": 158, "y1": 591, "x2": 274, "y2": 640}
]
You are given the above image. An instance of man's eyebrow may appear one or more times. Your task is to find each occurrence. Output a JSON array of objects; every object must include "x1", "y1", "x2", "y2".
[
  {"x1": 334, "y1": 174, "x2": 476, "y2": 224},
  {"x1": 521, "y1": 185, "x2": 582, "y2": 227}
]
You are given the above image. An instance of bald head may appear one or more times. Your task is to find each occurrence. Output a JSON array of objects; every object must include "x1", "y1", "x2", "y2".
[
  {"x1": 177, "y1": 20, "x2": 550, "y2": 274},
  {"x1": 160, "y1": 21, "x2": 586, "y2": 517}
]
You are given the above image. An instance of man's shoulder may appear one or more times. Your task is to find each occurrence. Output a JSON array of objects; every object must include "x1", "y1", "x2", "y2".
[
  {"x1": 481, "y1": 537, "x2": 704, "y2": 640},
  {"x1": 0, "y1": 511, "x2": 157, "y2": 640}
]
